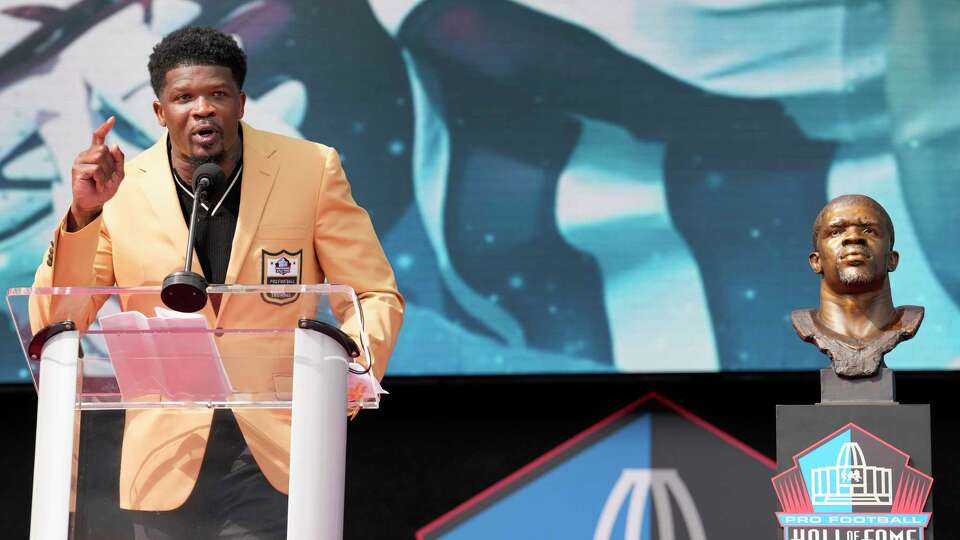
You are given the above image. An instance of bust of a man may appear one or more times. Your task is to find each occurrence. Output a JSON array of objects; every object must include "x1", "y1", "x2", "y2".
[{"x1": 792, "y1": 195, "x2": 923, "y2": 377}]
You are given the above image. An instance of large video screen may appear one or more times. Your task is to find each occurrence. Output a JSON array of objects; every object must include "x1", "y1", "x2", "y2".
[{"x1": 1, "y1": 1, "x2": 958, "y2": 380}]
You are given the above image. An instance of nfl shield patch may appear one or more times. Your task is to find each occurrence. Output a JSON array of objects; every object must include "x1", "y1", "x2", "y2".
[{"x1": 261, "y1": 249, "x2": 303, "y2": 304}]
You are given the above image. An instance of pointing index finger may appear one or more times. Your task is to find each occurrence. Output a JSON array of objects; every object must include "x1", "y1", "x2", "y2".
[{"x1": 91, "y1": 116, "x2": 116, "y2": 146}]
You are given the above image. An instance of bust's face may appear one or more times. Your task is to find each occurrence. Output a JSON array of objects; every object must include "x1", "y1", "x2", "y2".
[{"x1": 810, "y1": 200, "x2": 898, "y2": 294}]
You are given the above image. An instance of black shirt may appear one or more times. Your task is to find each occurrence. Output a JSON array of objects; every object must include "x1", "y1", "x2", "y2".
[{"x1": 170, "y1": 147, "x2": 243, "y2": 285}]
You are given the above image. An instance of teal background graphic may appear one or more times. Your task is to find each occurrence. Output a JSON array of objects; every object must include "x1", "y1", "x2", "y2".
[{"x1": 2, "y1": 1, "x2": 960, "y2": 378}]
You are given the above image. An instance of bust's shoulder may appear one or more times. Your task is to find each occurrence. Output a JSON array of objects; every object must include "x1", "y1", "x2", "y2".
[
  {"x1": 896, "y1": 305, "x2": 924, "y2": 337},
  {"x1": 790, "y1": 308, "x2": 817, "y2": 339}
]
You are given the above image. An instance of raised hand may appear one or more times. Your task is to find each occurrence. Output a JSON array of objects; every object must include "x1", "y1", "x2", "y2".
[{"x1": 68, "y1": 116, "x2": 125, "y2": 231}]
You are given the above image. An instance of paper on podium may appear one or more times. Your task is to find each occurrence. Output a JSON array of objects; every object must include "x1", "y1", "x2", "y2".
[
  {"x1": 98, "y1": 308, "x2": 233, "y2": 401},
  {"x1": 96, "y1": 310, "x2": 164, "y2": 399},
  {"x1": 99, "y1": 309, "x2": 383, "y2": 405},
  {"x1": 347, "y1": 363, "x2": 387, "y2": 404}
]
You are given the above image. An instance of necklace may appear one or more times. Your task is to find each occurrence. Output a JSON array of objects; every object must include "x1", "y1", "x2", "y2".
[{"x1": 173, "y1": 163, "x2": 242, "y2": 216}]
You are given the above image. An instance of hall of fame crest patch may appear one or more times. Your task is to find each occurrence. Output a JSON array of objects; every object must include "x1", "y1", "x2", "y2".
[
  {"x1": 773, "y1": 423, "x2": 932, "y2": 540},
  {"x1": 261, "y1": 249, "x2": 302, "y2": 304}
]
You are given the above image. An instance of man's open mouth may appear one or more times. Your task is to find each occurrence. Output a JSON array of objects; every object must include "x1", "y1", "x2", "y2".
[{"x1": 192, "y1": 127, "x2": 221, "y2": 145}]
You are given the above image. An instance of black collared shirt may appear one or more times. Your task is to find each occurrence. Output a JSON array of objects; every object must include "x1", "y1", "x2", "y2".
[{"x1": 169, "y1": 144, "x2": 243, "y2": 285}]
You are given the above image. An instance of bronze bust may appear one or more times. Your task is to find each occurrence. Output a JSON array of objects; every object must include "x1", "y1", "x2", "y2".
[{"x1": 792, "y1": 195, "x2": 923, "y2": 377}]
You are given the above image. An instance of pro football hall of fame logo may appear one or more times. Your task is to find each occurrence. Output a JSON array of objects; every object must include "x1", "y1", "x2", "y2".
[{"x1": 772, "y1": 423, "x2": 932, "y2": 540}]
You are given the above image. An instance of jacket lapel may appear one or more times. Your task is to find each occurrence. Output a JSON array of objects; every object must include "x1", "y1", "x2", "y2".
[
  {"x1": 217, "y1": 123, "x2": 279, "y2": 317},
  {"x1": 136, "y1": 134, "x2": 203, "y2": 277},
  {"x1": 135, "y1": 132, "x2": 216, "y2": 323}
]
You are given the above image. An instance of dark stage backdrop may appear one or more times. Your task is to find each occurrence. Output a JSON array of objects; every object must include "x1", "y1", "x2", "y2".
[
  {"x1": 2, "y1": 373, "x2": 959, "y2": 539},
  {"x1": 2, "y1": 0, "x2": 959, "y2": 380}
]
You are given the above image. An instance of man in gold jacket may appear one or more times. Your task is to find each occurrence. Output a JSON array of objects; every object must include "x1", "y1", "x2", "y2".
[{"x1": 31, "y1": 26, "x2": 403, "y2": 539}]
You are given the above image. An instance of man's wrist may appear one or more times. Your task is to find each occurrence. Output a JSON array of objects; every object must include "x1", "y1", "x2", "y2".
[{"x1": 67, "y1": 204, "x2": 102, "y2": 232}]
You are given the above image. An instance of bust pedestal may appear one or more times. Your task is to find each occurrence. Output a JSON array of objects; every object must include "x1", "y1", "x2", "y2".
[
  {"x1": 819, "y1": 367, "x2": 895, "y2": 403},
  {"x1": 774, "y1": 369, "x2": 934, "y2": 538}
]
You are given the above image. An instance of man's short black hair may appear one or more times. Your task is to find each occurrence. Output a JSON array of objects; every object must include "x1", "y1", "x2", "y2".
[{"x1": 148, "y1": 26, "x2": 247, "y2": 96}]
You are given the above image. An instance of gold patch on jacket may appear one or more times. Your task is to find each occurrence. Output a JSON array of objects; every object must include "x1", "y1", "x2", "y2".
[{"x1": 261, "y1": 249, "x2": 302, "y2": 305}]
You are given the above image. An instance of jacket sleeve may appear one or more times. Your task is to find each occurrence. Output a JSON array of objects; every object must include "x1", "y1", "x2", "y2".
[
  {"x1": 29, "y1": 212, "x2": 115, "y2": 333},
  {"x1": 313, "y1": 146, "x2": 404, "y2": 380}
]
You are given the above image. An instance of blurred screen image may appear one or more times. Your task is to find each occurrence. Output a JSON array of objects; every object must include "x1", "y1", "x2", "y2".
[{"x1": 1, "y1": 0, "x2": 958, "y2": 379}]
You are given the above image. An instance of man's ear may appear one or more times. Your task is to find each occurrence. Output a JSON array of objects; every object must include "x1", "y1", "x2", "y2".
[
  {"x1": 808, "y1": 251, "x2": 823, "y2": 274},
  {"x1": 887, "y1": 250, "x2": 900, "y2": 272},
  {"x1": 153, "y1": 100, "x2": 165, "y2": 127},
  {"x1": 238, "y1": 91, "x2": 246, "y2": 119}
]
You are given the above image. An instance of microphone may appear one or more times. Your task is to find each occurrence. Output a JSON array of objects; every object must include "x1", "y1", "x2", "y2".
[{"x1": 161, "y1": 163, "x2": 225, "y2": 312}]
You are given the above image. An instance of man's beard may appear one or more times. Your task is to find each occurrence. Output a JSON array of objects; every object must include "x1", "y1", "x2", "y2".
[
  {"x1": 185, "y1": 151, "x2": 224, "y2": 168},
  {"x1": 838, "y1": 266, "x2": 881, "y2": 287}
]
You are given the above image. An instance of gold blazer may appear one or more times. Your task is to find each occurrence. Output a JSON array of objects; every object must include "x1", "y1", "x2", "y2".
[{"x1": 31, "y1": 122, "x2": 404, "y2": 510}]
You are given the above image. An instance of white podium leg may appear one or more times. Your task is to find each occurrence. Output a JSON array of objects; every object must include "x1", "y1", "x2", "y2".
[
  {"x1": 288, "y1": 328, "x2": 349, "y2": 540},
  {"x1": 30, "y1": 330, "x2": 80, "y2": 540}
]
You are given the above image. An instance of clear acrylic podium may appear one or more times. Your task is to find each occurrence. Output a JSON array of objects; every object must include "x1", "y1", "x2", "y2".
[{"x1": 6, "y1": 284, "x2": 381, "y2": 540}]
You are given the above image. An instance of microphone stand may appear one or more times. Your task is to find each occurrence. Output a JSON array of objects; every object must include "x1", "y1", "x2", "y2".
[{"x1": 161, "y1": 164, "x2": 222, "y2": 312}]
